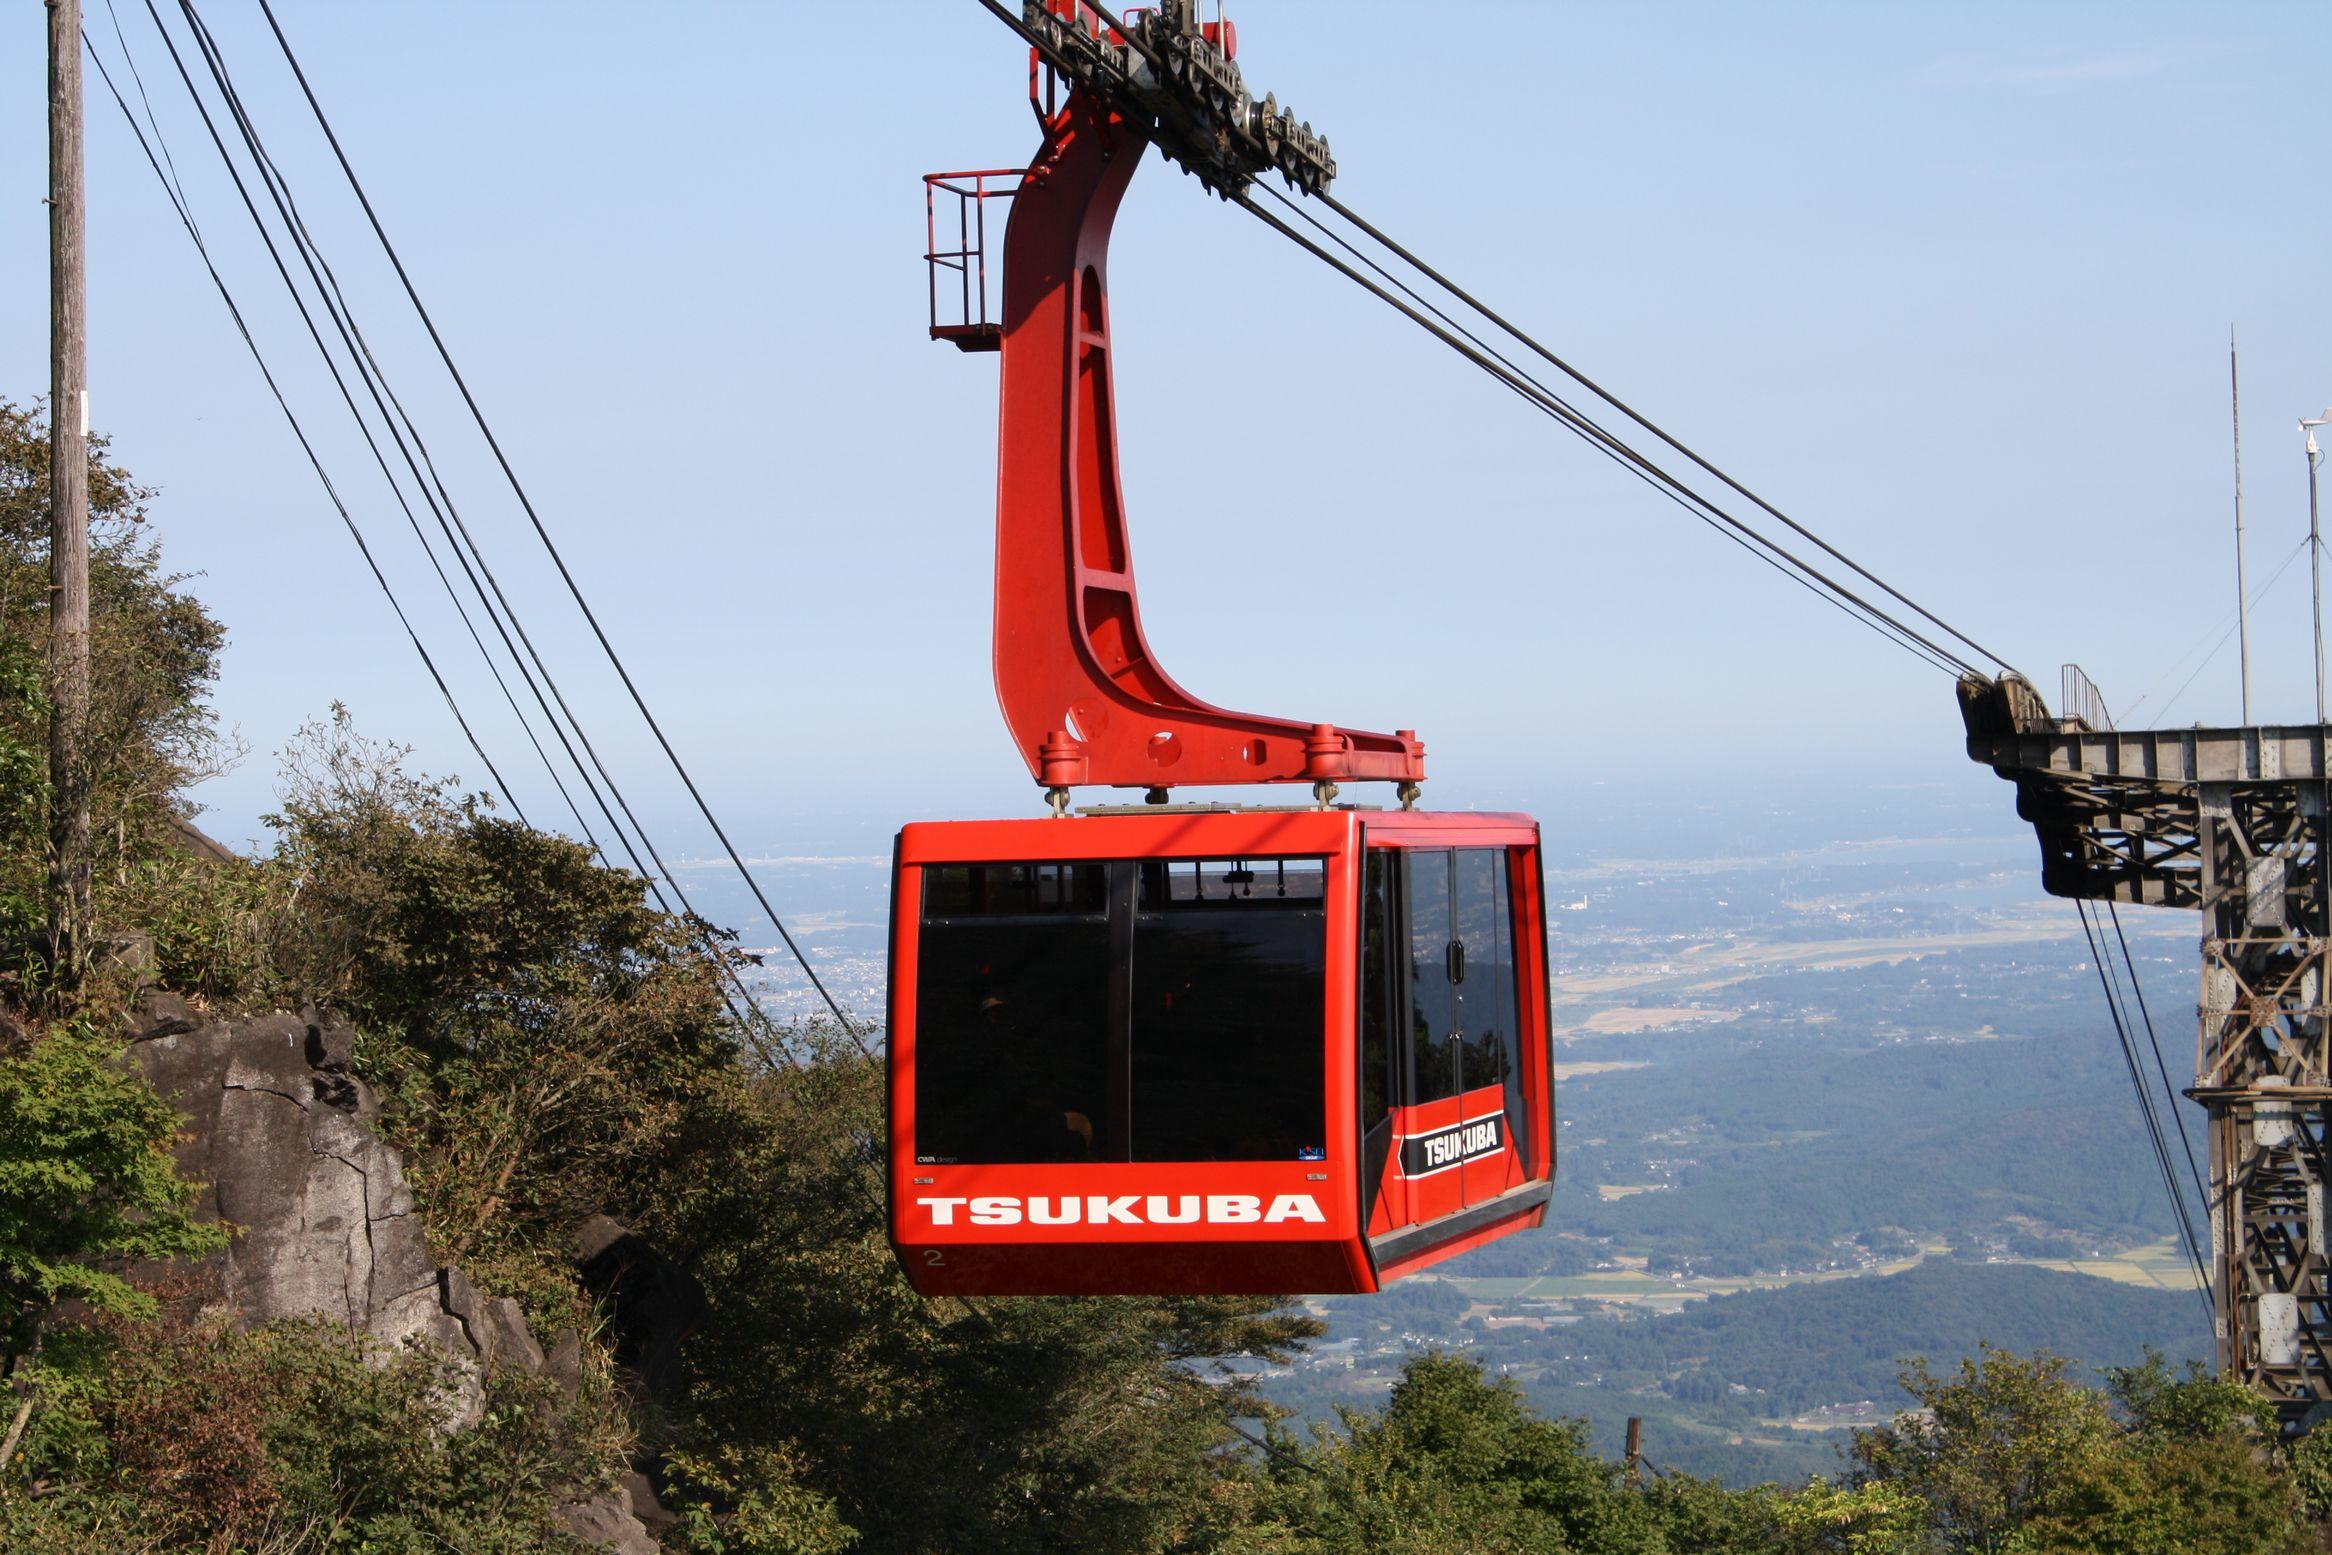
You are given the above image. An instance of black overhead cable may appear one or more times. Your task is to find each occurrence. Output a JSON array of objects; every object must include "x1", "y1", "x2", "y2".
[
  {"x1": 2083, "y1": 900, "x2": 2182, "y2": 1225},
  {"x1": 969, "y1": 0, "x2": 2013, "y2": 683},
  {"x1": 78, "y1": 34, "x2": 525, "y2": 824},
  {"x1": 2105, "y1": 900, "x2": 2208, "y2": 1215},
  {"x1": 163, "y1": 3, "x2": 686, "y2": 954},
  {"x1": 250, "y1": 0, "x2": 866, "y2": 1050},
  {"x1": 1308, "y1": 183, "x2": 2025, "y2": 682},
  {"x1": 105, "y1": 11, "x2": 798, "y2": 1073},
  {"x1": 135, "y1": 0, "x2": 592, "y2": 851},
  {"x1": 2089, "y1": 900, "x2": 2211, "y2": 1305},
  {"x1": 1240, "y1": 183, "x2": 1959, "y2": 673},
  {"x1": 189, "y1": 21, "x2": 613, "y2": 863},
  {"x1": 2076, "y1": 900, "x2": 2212, "y2": 1316},
  {"x1": 1238, "y1": 184, "x2": 1972, "y2": 680},
  {"x1": 152, "y1": 0, "x2": 839, "y2": 1064},
  {"x1": 101, "y1": 0, "x2": 190, "y2": 218}
]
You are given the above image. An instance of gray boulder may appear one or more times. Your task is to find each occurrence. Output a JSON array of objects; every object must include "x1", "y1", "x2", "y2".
[
  {"x1": 125, "y1": 995, "x2": 663, "y2": 1552},
  {"x1": 127, "y1": 999, "x2": 485, "y2": 1415}
]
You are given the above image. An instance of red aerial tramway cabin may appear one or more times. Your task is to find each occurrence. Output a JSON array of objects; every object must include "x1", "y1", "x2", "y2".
[{"x1": 890, "y1": 0, "x2": 1556, "y2": 1297}]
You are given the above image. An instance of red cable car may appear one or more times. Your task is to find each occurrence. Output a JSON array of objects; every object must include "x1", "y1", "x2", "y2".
[{"x1": 892, "y1": 2, "x2": 1555, "y2": 1296}]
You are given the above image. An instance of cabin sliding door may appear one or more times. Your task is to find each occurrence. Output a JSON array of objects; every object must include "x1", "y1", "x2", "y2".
[{"x1": 1453, "y1": 848, "x2": 1524, "y2": 1207}]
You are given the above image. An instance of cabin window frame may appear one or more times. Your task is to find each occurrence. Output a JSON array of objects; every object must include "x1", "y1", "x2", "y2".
[{"x1": 913, "y1": 856, "x2": 1330, "y2": 1165}]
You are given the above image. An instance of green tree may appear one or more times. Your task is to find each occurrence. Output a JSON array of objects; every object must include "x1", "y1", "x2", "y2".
[
  {"x1": 649, "y1": 1031, "x2": 1316, "y2": 1555},
  {"x1": 1851, "y1": 1345, "x2": 2115, "y2": 1553},
  {"x1": 1637, "y1": 1471, "x2": 1776, "y2": 1554},
  {"x1": 2006, "y1": 1350, "x2": 2313, "y2": 1555},
  {"x1": 2285, "y1": 1423, "x2": 2332, "y2": 1522},
  {"x1": 2102, "y1": 1349, "x2": 2276, "y2": 1445},
  {"x1": 3, "y1": 1306, "x2": 610, "y2": 1552},
  {"x1": 2016, "y1": 1431, "x2": 2311, "y2": 1555},
  {"x1": 1225, "y1": 1351, "x2": 1663, "y2": 1554},
  {"x1": 264, "y1": 709, "x2": 745, "y2": 1311},
  {"x1": 0, "y1": 399, "x2": 233, "y2": 992},
  {"x1": 258, "y1": 716, "x2": 1320, "y2": 1554},
  {"x1": 1765, "y1": 1479, "x2": 1930, "y2": 1555},
  {"x1": 0, "y1": 1023, "x2": 223, "y2": 1464}
]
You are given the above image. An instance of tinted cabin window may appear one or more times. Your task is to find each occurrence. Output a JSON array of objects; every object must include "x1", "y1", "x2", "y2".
[
  {"x1": 1455, "y1": 848, "x2": 1510, "y2": 1092},
  {"x1": 915, "y1": 864, "x2": 1112, "y2": 1164},
  {"x1": 1359, "y1": 852, "x2": 1395, "y2": 1137},
  {"x1": 1359, "y1": 850, "x2": 1400, "y2": 1215},
  {"x1": 1131, "y1": 859, "x2": 1327, "y2": 1160},
  {"x1": 1407, "y1": 851, "x2": 1461, "y2": 1104},
  {"x1": 914, "y1": 858, "x2": 1327, "y2": 1163}
]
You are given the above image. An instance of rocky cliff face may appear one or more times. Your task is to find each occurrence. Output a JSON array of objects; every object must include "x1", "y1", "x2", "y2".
[{"x1": 123, "y1": 992, "x2": 664, "y2": 1553}]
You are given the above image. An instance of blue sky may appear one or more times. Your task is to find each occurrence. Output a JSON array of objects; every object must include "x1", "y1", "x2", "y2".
[{"x1": 4, "y1": 2, "x2": 2329, "y2": 855}]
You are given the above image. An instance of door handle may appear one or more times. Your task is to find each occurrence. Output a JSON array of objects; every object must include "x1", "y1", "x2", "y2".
[{"x1": 1447, "y1": 939, "x2": 1466, "y2": 983}]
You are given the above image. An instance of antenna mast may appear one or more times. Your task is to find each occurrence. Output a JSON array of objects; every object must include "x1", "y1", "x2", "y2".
[{"x1": 2232, "y1": 329, "x2": 2251, "y2": 724}]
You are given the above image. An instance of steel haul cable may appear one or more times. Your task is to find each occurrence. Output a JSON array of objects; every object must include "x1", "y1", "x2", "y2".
[
  {"x1": 1235, "y1": 187, "x2": 1975, "y2": 679},
  {"x1": 2087, "y1": 896, "x2": 2210, "y2": 1300},
  {"x1": 249, "y1": 0, "x2": 866, "y2": 1051},
  {"x1": 2076, "y1": 900, "x2": 2212, "y2": 1316},
  {"x1": 157, "y1": 0, "x2": 801, "y2": 1065},
  {"x1": 1310, "y1": 181, "x2": 2021, "y2": 678},
  {"x1": 967, "y1": 0, "x2": 2016, "y2": 683},
  {"x1": 2105, "y1": 900, "x2": 2208, "y2": 1217},
  {"x1": 94, "y1": 12, "x2": 804, "y2": 1075},
  {"x1": 78, "y1": 35, "x2": 524, "y2": 824}
]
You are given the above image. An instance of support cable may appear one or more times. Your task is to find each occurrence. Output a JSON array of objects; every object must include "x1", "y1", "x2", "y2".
[
  {"x1": 1235, "y1": 190, "x2": 1971, "y2": 678},
  {"x1": 1240, "y1": 183, "x2": 1970, "y2": 678},
  {"x1": 102, "y1": 14, "x2": 800, "y2": 1074},
  {"x1": 2076, "y1": 900, "x2": 2212, "y2": 1315},
  {"x1": 1309, "y1": 183, "x2": 2023, "y2": 681},
  {"x1": 78, "y1": 35, "x2": 525, "y2": 824},
  {"x1": 2105, "y1": 900, "x2": 2209, "y2": 1216},
  {"x1": 964, "y1": 0, "x2": 2013, "y2": 684},
  {"x1": 2142, "y1": 537, "x2": 2310, "y2": 726},
  {"x1": 251, "y1": 0, "x2": 865, "y2": 1048},
  {"x1": 132, "y1": 0, "x2": 572, "y2": 829}
]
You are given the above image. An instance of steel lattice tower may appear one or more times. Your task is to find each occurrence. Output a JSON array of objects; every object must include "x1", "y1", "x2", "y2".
[{"x1": 1964, "y1": 672, "x2": 2332, "y2": 1422}]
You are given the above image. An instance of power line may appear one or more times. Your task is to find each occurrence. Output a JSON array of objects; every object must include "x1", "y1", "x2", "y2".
[
  {"x1": 173, "y1": 0, "x2": 610, "y2": 860},
  {"x1": 2105, "y1": 900, "x2": 2208, "y2": 1217},
  {"x1": 99, "y1": 9, "x2": 801, "y2": 1074},
  {"x1": 1238, "y1": 183, "x2": 1975, "y2": 679},
  {"x1": 100, "y1": 0, "x2": 189, "y2": 219},
  {"x1": 163, "y1": 0, "x2": 687, "y2": 944},
  {"x1": 250, "y1": 0, "x2": 865, "y2": 1049},
  {"x1": 139, "y1": 0, "x2": 846, "y2": 1062},
  {"x1": 134, "y1": 0, "x2": 594, "y2": 849},
  {"x1": 2076, "y1": 900, "x2": 2212, "y2": 1316},
  {"x1": 79, "y1": 30, "x2": 525, "y2": 822},
  {"x1": 1309, "y1": 182, "x2": 2023, "y2": 681},
  {"x1": 966, "y1": 0, "x2": 2014, "y2": 682}
]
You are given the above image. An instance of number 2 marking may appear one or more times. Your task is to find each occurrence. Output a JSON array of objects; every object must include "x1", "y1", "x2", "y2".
[{"x1": 923, "y1": 1249, "x2": 946, "y2": 1267}]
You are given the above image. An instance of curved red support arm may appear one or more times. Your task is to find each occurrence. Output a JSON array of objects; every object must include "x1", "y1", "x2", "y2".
[{"x1": 990, "y1": 91, "x2": 1425, "y2": 794}]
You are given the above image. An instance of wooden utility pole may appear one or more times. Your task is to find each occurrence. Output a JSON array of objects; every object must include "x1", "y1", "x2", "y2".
[
  {"x1": 1623, "y1": 1417, "x2": 1643, "y2": 1488},
  {"x1": 47, "y1": 0, "x2": 91, "y2": 979}
]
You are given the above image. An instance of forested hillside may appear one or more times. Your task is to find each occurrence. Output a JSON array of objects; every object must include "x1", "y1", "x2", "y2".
[
  {"x1": 4, "y1": 401, "x2": 2331, "y2": 1552},
  {"x1": 1513, "y1": 990, "x2": 2180, "y2": 1276}
]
